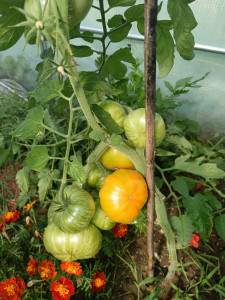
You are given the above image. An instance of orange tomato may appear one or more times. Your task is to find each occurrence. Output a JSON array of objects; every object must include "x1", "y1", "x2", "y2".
[
  {"x1": 100, "y1": 147, "x2": 135, "y2": 170},
  {"x1": 99, "y1": 169, "x2": 148, "y2": 224}
]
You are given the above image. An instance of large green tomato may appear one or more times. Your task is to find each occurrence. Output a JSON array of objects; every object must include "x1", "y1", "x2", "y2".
[
  {"x1": 48, "y1": 185, "x2": 95, "y2": 234},
  {"x1": 24, "y1": 0, "x2": 93, "y2": 28},
  {"x1": 123, "y1": 108, "x2": 166, "y2": 148},
  {"x1": 91, "y1": 199, "x2": 116, "y2": 230},
  {"x1": 87, "y1": 163, "x2": 110, "y2": 190},
  {"x1": 44, "y1": 222, "x2": 102, "y2": 261},
  {"x1": 99, "y1": 101, "x2": 126, "y2": 128}
]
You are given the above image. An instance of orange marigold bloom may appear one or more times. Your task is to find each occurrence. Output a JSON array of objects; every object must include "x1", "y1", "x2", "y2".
[
  {"x1": 0, "y1": 276, "x2": 25, "y2": 300},
  {"x1": 50, "y1": 276, "x2": 75, "y2": 300},
  {"x1": 38, "y1": 260, "x2": 57, "y2": 281},
  {"x1": 26, "y1": 259, "x2": 39, "y2": 275},
  {"x1": 90, "y1": 271, "x2": 107, "y2": 292},
  {"x1": 24, "y1": 201, "x2": 36, "y2": 212},
  {"x1": 0, "y1": 222, "x2": 6, "y2": 233},
  {"x1": 4, "y1": 210, "x2": 20, "y2": 225},
  {"x1": 112, "y1": 223, "x2": 128, "y2": 237},
  {"x1": 61, "y1": 261, "x2": 82, "y2": 276}
]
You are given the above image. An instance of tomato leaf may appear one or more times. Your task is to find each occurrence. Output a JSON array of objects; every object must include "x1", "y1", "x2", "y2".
[
  {"x1": 170, "y1": 214, "x2": 195, "y2": 249},
  {"x1": 14, "y1": 106, "x2": 45, "y2": 140},
  {"x1": 108, "y1": 15, "x2": 124, "y2": 28},
  {"x1": 157, "y1": 20, "x2": 175, "y2": 78},
  {"x1": 0, "y1": 4, "x2": 25, "y2": 51},
  {"x1": 91, "y1": 104, "x2": 124, "y2": 134},
  {"x1": 89, "y1": 130, "x2": 108, "y2": 142},
  {"x1": 67, "y1": 161, "x2": 85, "y2": 183},
  {"x1": 183, "y1": 194, "x2": 213, "y2": 241},
  {"x1": 70, "y1": 45, "x2": 93, "y2": 57},
  {"x1": 16, "y1": 167, "x2": 30, "y2": 193},
  {"x1": 108, "y1": 23, "x2": 132, "y2": 43},
  {"x1": 26, "y1": 147, "x2": 49, "y2": 172},
  {"x1": 171, "y1": 177, "x2": 189, "y2": 198},
  {"x1": 30, "y1": 80, "x2": 62, "y2": 104},
  {"x1": 172, "y1": 154, "x2": 225, "y2": 179},
  {"x1": 108, "y1": 0, "x2": 136, "y2": 8},
  {"x1": 124, "y1": 4, "x2": 144, "y2": 22},
  {"x1": 168, "y1": 0, "x2": 197, "y2": 60},
  {"x1": 100, "y1": 48, "x2": 135, "y2": 80},
  {"x1": 215, "y1": 215, "x2": 225, "y2": 242},
  {"x1": 38, "y1": 169, "x2": 60, "y2": 202},
  {"x1": 110, "y1": 134, "x2": 123, "y2": 146}
]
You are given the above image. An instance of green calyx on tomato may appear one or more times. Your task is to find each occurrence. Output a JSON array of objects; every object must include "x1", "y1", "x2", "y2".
[
  {"x1": 99, "y1": 101, "x2": 126, "y2": 128},
  {"x1": 123, "y1": 108, "x2": 166, "y2": 148},
  {"x1": 44, "y1": 222, "x2": 102, "y2": 261},
  {"x1": 87, "y1": 163, "x2": 110, "y2": 190},
  {"x1": 99, "y1": 169, "x2": 148, "y2": 224},
  {"x1": 100, "y1": 145, "x2": 135, "y2": 170},
  {"x1": 48, "y1": 185, "x2": 95, "y2": 234},
  {"x1": 91, "y1": 199, "x2": 116, "y2": 230},
  {"x1": 24, "y1": 0, "x2": 93, "y2": 28}
]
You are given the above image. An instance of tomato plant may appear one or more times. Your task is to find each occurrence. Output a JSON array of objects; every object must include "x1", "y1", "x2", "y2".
[
  {"x1": 100, "y1": 146, "x2": 135, "y2": 170},
  {"x1": 24, "y1": 0, "x2": 94, "y2": 28},
  {"x1": 99, "y1": 169, "x2": 148, "y2": 224},
  {"x1": 44, "y1": 222, "x2": 102, "y2": 261},
  {"x1": 123, "y1": 108, "x2": 166, "y2": 148}
]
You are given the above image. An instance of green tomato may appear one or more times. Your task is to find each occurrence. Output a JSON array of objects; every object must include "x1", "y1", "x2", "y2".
[
  {"x1": 91, "y1": 199, "x2": 116, "y2": 230},
  {"x1": 87, "y1": 163, "x2": 110, "y2": 190},
  {"x1": 123, "y1": 108, "x2": 166, "y2": 148},
  {"x1": 24, "y1": 0, "x2": 93, "y2": 28},
  {"x1": 44, "y1": 222, "x2": 102, "y2": 261},
  {"x1": 48, "y1": 185, "x2": 95, "y2": 234},
  {"x1": 99, "y1": 101, "x2": 126, "y2": 128}
]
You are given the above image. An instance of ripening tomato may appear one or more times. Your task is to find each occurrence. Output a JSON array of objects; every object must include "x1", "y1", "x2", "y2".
[
  {"x1": 99, "y1": 101, "x2": 126, "y2": 128},
  {"x1": 24, "y1": 0, "x2": 93, "y2": 28},
  {"x1": 100, "y1": 146, "x2": 135, "y2": 170},
  {"x1": 87, "y1": 163, "x2": 110, "y2": 190},
  {"x1": 123, "y1": 108, "x2": 166, "y2": 148},
  {"x1": 99, "y1": 169, "x2": 148, "y2": 224}
]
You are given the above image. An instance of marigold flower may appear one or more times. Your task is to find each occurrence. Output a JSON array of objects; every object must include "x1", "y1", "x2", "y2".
[
  {"x1": 24, "y1": 201, "x2": 36, "y2": 212},
  {"x1": 26, "y1": 259, "x2": 39, "y2": 275},
  {"x1": 0, "y1": 222, "x2": 6, "y2": 233},
  {"x1": 189, "y1": 233, "x2": 200, "y2": 248},
  {"x1": 50, "y1": 276, "x2": 75, "y2": 300},
  {"x1": 90, "y1": 271, "x2": 107, "y2": 292},
  {"x1": 38, "y1": 260, "x2": 57, "y2": 281},
  {"x1": 61, "y1": 261, "x2": 82, "y2": 276},
  {"x1": 196, "y1": 183, "x2": 203, "y2": 190},
  {"x1": 112, "y1": 223, "x2": 128, "y2": 237},
  {"x1": 4, "y1": 210, "x2": 20, "y2": 225},
  {"x1": 0, "y1": 276, "x2": 25, "y2": 300}
]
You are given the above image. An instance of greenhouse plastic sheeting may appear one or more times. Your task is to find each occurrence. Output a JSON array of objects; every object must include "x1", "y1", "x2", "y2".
[{"x1": 0, "y1": 0, "x2": 224, "y2": 136}]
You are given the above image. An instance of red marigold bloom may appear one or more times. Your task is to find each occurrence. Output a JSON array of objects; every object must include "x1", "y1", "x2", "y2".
[
  {"x1": 38, "y1": 260, "x2": 57, "y2": 281},
  {"x1": 196, "y1": 183, "x2": 203, "y2": 190},
  {"x1": 50, "y1": 276, "x2": 75, "y2": 300},
  {"x1": 61, "y1": 261, "x2": 82, "y2": 276},
  {"x1": 112, "y1": 223, "x2": 128, "y2": 237},
  {"x1": 90, "y1": 271, "x2": 107, "y2": 292},
  {"x1": 189, "y1": 233, "x2": 200, "y2": 248},
  {"x1": 26, "y1": 259, "x2": 39, "y2": 275},
  {"x1": 0, "y1": 222, "x2": 6, "y2": 233},
  {"x1": 0, "y1": 276, "x2": 25, "y2": 300},
  {"x1": 4, "y1": 210, "x2": 20, "y2": 225}
]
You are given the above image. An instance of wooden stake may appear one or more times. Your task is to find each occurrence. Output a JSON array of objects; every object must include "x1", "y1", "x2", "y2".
[{"x1": 144, "y1": 0, "x2": 157, "y2": 278}]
